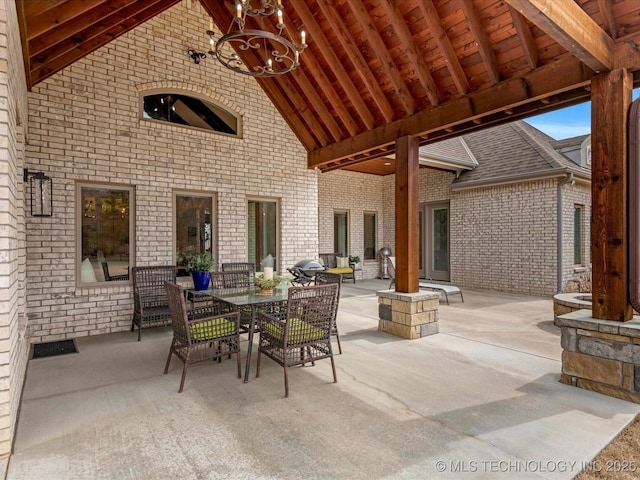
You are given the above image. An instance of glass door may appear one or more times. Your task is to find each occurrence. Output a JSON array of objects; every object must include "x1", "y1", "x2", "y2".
[{"x1": 427, "y1": 203, "x2": 450, "y2": 281}]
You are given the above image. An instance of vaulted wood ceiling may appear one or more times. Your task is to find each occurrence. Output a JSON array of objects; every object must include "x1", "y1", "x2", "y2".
[{"x1": 16, "y1": 0, "x2": 640, "y2": 175}]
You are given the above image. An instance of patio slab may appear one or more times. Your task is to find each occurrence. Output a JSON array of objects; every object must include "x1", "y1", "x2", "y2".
[{"x1": 7, "y1": 281, "x2": 640, "y2": 479}]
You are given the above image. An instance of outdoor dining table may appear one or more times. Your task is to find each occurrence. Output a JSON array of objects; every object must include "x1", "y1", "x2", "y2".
[{"x1": 186, "y1": 285, "x2": 290, "y2": 383}]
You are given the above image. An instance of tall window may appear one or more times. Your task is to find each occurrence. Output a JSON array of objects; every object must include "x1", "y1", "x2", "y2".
[
  {"x1": 78, "y1": 184, "x2": 133, "y2": 284},
  {"x1": 175, "y1": 193, "x2": 215, "y2": 276},
  {"x1": 363, "y1": 212, "x2": 377, "y2": 260},
  {"x1": 334, "y1": 210, "x2": 348, "y2": 256},
  {"x1": 248, "y1": 199, "x2": 278, "y2": 270},
  {"x1": 574, "y1": 205, "x2": 583, "y2": 265}
]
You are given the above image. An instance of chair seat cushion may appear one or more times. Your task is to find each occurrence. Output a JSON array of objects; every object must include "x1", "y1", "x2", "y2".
[
  {"x1": 263, "y1": 318, "x2": 324, "y2": 344},
  {"x1": 190, "y1": 317, "x2": 236, "y2": 340},
  {"x1": 327, "y1": 267, "x2": 353, "y2": 275}
]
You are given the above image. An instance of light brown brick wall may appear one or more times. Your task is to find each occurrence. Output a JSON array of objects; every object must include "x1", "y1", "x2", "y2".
[
  {"x1": 321, "y1": 168, "x2": 572, "y2": 296},
  {"x1": 560, "y1": 181, "x2": 591, "y2": 291},
  {"x1": 24, "y1": 2, "x2": 317, "y2": 342},
  {"x1": 0, "y1": 0, "x2": 30, "y2": 458},
  {"x1": 451, "y1": 179, "x2": 558, "y2": 296},
  {"x1": 317, "y1": 170, "x2": 386, "y2": 278}
]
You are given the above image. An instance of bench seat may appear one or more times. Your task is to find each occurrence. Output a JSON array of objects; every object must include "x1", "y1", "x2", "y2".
[{"x1": 418, "y1": 282, "x2": 464, "y2": 305}]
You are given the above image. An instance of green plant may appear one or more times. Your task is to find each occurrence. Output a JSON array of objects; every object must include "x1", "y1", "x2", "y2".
[
  {"x1": 254, "y1": 275, "x2": 282, "y2": 289},
  {"x1": 185, "y1": 251, "x2": 215, "y2": 273},
  {"x1": 349, "y1": 255, "x2": 361, "y2": 264}
]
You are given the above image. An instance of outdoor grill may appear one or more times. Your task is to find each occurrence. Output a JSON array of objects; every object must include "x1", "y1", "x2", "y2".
[{"x1": 287, "y1": 259, "x2": 326, "y2": 285}]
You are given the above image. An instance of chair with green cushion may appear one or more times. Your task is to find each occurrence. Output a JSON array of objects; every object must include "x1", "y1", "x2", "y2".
[
  {"x1": 256, "y1": 283, "x2": 339, "y2": 397},
  {"x1": 314, "y1": 271, "x2": 343, "y2": 354},
  {"x1": 164, "y1": 281, "x2": 241, "y2": 393},
  {"x1": 320, "y1": 253, "x2": 355, "y2": 283}
]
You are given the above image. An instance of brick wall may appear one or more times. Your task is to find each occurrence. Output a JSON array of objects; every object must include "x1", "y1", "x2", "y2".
[
  {"x1": 451, "y1": 179, "x2": 558, "y2": 295},
  {"x1": 560, "y1": 181, "x2": 592, "y2": 291},
  {"x1": 317, "y1": 170, "x2": 386, "y2": 278},
  {"x1": 321, "y1": 168, "x2": 571, "y2": 296},
  {"x1": 24, "y1": 1, "x2": 317, "y2": 342},
  {"x1": 0, "y1": 0, "x2": 30, "y2": 458}
]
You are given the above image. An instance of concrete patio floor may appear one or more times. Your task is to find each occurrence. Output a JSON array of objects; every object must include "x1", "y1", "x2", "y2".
[{"x1": 6, "y1": 280, "x2": 640, "y2": 479}]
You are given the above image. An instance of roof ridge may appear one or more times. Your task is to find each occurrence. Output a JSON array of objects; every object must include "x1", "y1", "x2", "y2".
[{"x1": 511, "y1": 121, "x2": 566, "y2": 170}]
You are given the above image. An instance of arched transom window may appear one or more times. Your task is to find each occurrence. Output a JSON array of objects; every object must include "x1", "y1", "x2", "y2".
[{"x1": 142, "y1": 92, "x2": 239, "y2": 136}]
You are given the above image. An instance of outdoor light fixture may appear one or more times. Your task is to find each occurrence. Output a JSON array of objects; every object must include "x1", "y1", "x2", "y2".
[
  {"x1": 23, "y1": 168, "x2": 53, "y2": 217},
  {"x1": 206, "y1": 0, "x2": 307, "y2": 77},
  {"x1": 187, "y1": 49, "x2": 207, "y2": 64}
]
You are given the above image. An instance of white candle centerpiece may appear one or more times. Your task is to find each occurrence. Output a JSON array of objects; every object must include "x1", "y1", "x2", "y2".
[{"x1": 263, "y1": 266, "x2": 274, "y2": 280}]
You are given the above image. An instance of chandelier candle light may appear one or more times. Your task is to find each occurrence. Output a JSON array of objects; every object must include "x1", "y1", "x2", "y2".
[{"x1": 207, "y1": 0, "x2": 307, "y2": 77}]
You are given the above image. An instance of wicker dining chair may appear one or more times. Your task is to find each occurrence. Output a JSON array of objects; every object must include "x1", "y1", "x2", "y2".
[
  {"x1": 210, "y1": 270, "x2": 253, "y2": 288},
  {"x1": 256, "y1": 284, "x2": 339, "y2": 397},
  {"x1": 221, "y1": 262, "x2": 256, "y2": 276},
  {"x1": 164, "y1": 282, "x2": 241, "y2": 393},
  {"x1": 210, "y1": 270, "x2": 254, "y2": 332},
  {"x1": 131, "y1": 265, "x2": 177, "y2": 341},
  {"x1": 314, "y1": 271, "x2": 343, "y2": 354}
]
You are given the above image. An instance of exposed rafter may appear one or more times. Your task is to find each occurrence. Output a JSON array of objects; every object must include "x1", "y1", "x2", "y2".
[
  {"x1": 460, "y1": 0, "x2": 501, "y2": 84},
  {"x1": 505, "y1": 0, "x2": 614, "y2": 73},
  {"x1": 418, "y1": 0, "x2": 469, "y2": 96},
  {"x1": 16, "y1": 0, "x2": 640, "y2": 174}
]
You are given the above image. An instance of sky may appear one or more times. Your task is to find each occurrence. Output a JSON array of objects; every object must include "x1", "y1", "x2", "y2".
[{"x1": 525, "y1": 88, "x2": 640, "y2": 140}]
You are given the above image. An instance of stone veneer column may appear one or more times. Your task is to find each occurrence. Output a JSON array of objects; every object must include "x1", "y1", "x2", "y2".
[
  {"x1": 377, "y1": 290, "x2": 440, "y2": 339},
  {"x1": 555, "y1": 309, "x2": 640, "y2": 403}
]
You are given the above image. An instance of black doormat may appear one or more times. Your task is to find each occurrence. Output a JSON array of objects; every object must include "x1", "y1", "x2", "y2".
[{"x1": 32, "y1": 340, "x2": 78, "y2": 359}]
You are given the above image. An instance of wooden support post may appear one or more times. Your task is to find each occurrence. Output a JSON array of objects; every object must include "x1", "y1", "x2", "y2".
[
  {"x1": 591, "y1": 68, "x2": 633, "y2": 321},
  {"x1": 395, "y1": 135, "x2": 419, "y2": 293}
]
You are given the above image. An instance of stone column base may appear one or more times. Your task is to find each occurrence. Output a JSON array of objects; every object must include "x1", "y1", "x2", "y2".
[
  {"x1": 555, "y1": 309, "x2": 640, "y2": 403},
  {"x1": 377, "y1": 290, "x2": 439, "y2": 339}
]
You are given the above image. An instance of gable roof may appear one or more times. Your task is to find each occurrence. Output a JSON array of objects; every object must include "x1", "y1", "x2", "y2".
[
  {"x1": 451, "y1": 120, "x2": 591, "y2": 189},
  {"x1": 418, "y1": 137, "x2": 478, "y2": 175},
  {"x1": 17, "y1": 0, "x2": 640, "y2": 175}
]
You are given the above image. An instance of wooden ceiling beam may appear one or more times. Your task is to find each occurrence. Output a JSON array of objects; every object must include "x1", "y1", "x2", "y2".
[
  {"x1": 378, "y1": 0, "x2": 440, "y2": 106},
  {"x1": 30, "y1": 0, "x2": 177, "y2": 82},
  {"x1": 460, "y1": 0, "x2": 501, "y2": 84},
  {"x1": 509, "y1": 6, "x2": 539, "y2": 70},
  {"x1": 613, "y1": 32, "x2": 640, "y2": 71},
  {"x1": 288, "y1": 70, "x2": 344, "y2": 144},
  {"x1": 316, "y1": 2, "x2": 394, "y2": 123},
  {"x1": 347, "y1": 0, "x2": 415, "y2": 115},
  {"x1": 598, "y1": 0, "x2": 618, "y2": 39},
  {"x1": 26, "y1": 0, "x2": 109, "y2": 40},
  {"x1": 202, "y1": 0, "x2": 360, "y2": 138},
  {"x1": 257, "y1": 77, "x2": 318, "y2": 150},
  {"x1": 505, "y1": 0, "x2": 614, "y2": 73},
  {"x1": 289, "y1": 2, "x2": 375, "y2": 130},
  {"x1": 308, "y1": 57, "x2": 594, "y2": 168},
  {"x1": 273, "y1": 75, "x2": 331, "y2": 147},
  {"x1": 418, "y1": 0, "x2": 469, "y2": 96},
  {"x1": 16, "y1": 0, "x2": 32, "y2": 89},
  {"x1": 200, "y1": 0, "x2": 359, "y2": 141},
  {"x1": 29, "y1": 0, "x2": 141, "y2": 58}
]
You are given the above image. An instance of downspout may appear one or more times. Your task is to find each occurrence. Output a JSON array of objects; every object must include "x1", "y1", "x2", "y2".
[
  {"x1": 557, "y1": 172, "x2": 574, "y2": 293},
  {"x1": 629, "y1": 98, "x2": 640, "y2": 312}
]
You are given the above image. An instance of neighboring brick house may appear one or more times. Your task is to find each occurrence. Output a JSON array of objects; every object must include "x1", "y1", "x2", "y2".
[{"x1": 318, "y1": 120, "x2": 591, "y2": 296}]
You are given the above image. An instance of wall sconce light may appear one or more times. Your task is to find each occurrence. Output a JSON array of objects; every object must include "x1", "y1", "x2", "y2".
[
  {"x1": 188, "y1": 49, "x2": 207, "y2": 64},
  {"x1": 23, "y1": 168, "x2": 53, "y2": 217}
]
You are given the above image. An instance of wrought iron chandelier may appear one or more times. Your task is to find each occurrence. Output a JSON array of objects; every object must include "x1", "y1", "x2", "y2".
[{"x1": 207, "y1": 0, "x2": 307, "y2": 77}]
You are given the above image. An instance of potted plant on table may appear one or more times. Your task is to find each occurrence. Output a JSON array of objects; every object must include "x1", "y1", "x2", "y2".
[
  {"x1": 254, "y1": 274, "x2": 282, "y2": 296},
  {"x1": 186, "y1": 252, "x2": 215, "y2": 291}
]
